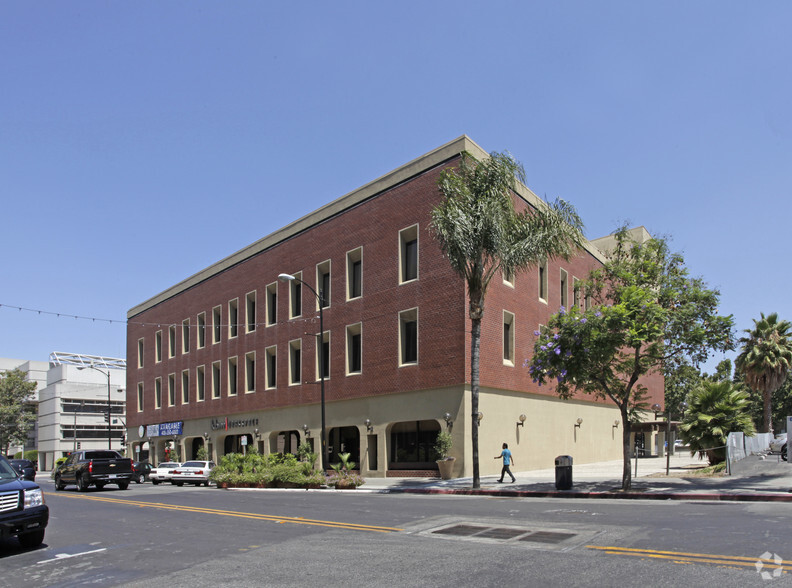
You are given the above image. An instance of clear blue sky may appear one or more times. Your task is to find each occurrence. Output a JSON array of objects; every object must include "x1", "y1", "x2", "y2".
[{"x1": 2, "y1": 2, "x2": 790, "y2": 376}]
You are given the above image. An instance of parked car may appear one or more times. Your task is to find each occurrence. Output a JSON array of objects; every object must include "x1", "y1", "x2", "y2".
[
  {"x1": 9, "y1": 459, "x2": 36, "y2": 481},
  {"x1": 770, "y1": 433, "x2": 787, "y2": 453},
  {"x1": 0, "y1": 455, "x2": 48, "y2": 548},
  {"x1": 149, "y1": 462, "x2": 181, "y2": 485},
  {"x1": 132, "y1": 461, "x2": 152, "y2": 484},
  {"x1": 170, "y1": 461, "x2": 215, "y2": 487}
]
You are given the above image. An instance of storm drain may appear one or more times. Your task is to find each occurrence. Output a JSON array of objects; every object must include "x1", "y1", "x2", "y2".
[{"x1": 431, "y1": 524, "x2": 577, "y2": 545}]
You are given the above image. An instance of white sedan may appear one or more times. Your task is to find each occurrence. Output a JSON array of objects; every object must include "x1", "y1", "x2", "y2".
[
  {"x1": 150, "y1": 462, "x2": 181, "y2": 485},
  {"x1": 170, "y1": 461, "x2": 215, "y2": 487}
]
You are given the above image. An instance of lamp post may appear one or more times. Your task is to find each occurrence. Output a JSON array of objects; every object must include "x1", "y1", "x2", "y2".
[
  {"x1": 78, "y1": 364, "x2": 113, "y2": 449},
  {"x1": 279, "y1": 272, "x2": 326, "y2": 471}
]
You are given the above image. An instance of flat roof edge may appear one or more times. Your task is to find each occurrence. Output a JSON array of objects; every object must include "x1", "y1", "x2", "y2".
[{"x1": 128, "y1": 135, "x2": 482, "y2": 318}]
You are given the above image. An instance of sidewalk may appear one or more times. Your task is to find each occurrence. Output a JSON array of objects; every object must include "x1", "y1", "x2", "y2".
[{"x1": 361, "y1": 453, "x2": 792, "y2": 502}]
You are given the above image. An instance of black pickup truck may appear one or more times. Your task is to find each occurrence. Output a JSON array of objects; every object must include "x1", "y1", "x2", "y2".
[{"x1": 54, "y1": 450, "x2": 135, "y2": 491}]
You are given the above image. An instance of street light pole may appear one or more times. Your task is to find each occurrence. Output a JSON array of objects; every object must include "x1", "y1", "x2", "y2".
[
  {"x1": 79, "y1": 364, "x2": 113, "y2": 449},
  {"x1": 279, "y1": 273, "x2": 326, "y2": 472}
]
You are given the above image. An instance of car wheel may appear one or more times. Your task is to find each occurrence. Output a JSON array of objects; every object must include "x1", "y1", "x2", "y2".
[
  {"x1": 203, "y1": 480, "x2": 210, "y2": 487},
  {"x1": 118, "y1": 481, "x2": 129, "y2": 490},
  {"x1": 54, "y1": 474, "x2": 65, "y2": 491},
  {"x1": 782, "y1": 444, "x2": 787, "y2": 462},
  {"x1": 18, "y1": 530, "x2": 45, "y2": 549},
  {"x1": 137, "y1": 473, "x2": 146, "y2": 484},
  {"x1": 152, "y1": 479, "x2": 160, "y2": 485},
  {"x1": 77, "y1": 474, "x2": 89, "y2": 492}
]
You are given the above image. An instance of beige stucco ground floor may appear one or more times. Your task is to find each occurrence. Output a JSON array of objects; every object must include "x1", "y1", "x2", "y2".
[{"x1": 125, "y1": 386, "x2": 667, "y2": 478}]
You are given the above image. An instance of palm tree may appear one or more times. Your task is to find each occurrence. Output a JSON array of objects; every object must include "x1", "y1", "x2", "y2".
[
  {"x1": 678, "y1": 380, "x2": 755, "y2": 464},
  {"x1": 735, "y1": 312, "x2": 792, "y2": 433},
  {"x1": 430, "y1": 151, "x2": 584, "y2": 488}
]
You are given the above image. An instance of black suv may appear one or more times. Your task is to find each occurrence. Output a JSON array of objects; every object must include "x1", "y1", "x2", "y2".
[{"x1": 0, "y1": 455, "x2": 48, "y2": 548}]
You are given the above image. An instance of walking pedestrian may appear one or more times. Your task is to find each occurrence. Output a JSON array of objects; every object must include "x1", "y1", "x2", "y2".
[{"x1": 494, "y1": 442, "x2": 516, "y2": 483}]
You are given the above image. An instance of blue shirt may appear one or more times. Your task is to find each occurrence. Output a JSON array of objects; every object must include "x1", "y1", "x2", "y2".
[{"x1": 500, "y1": 448, "x2": 512, "y2": 466}]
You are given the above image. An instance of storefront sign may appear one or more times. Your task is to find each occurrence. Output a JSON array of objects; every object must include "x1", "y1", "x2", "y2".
[
  {"x1": 210, "y1": 416, "x2": 259, "y2": 431},
  {"x1": 145, "y1": 422, "x2": 184, "y2": 437}
]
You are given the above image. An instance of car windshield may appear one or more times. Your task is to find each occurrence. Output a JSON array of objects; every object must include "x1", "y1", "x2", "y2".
[
  {"x1": 0, "y1": 457, "x2": 20, "y2": 480},
  {"x1": 181, "y1": 461, "x2": 204, "y2": 468}
]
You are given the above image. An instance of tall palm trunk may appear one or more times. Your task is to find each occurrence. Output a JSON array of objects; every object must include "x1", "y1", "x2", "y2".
[{"x1": 470, "y1": 316, "x2": 481, "y2": 489}]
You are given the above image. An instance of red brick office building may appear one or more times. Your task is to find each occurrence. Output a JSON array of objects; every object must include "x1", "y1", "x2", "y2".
[{"x1": 126, "y1": 136, "x2": 663, "y2": 478}]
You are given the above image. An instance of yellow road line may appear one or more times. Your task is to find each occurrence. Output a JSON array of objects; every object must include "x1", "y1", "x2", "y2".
[
  {"x1": 588, "y1": 545, "x2": 792, "y2": 572},
  {"x1": 50, "y1": 493, "x2": 402, "y2": 533}
]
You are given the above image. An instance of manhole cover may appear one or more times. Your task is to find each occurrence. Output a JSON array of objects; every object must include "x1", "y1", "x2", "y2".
[
  {"x1": 477, "y1": 527, "x2": 529, "y2": 540},
  {"x1": 520, "y1": 531, "x2": 577, "y2": 544},
  {"x1": 432, "y1": 524, "x2": 485, "y2": 537}
]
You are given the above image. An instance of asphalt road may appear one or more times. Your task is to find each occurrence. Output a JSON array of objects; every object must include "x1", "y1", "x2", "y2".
[{"x1": 3, "y1": 476, "x2": 792, "y2": 587}]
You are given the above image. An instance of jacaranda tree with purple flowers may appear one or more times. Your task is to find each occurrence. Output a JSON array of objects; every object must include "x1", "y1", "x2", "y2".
[{"x1": 529, "y1": 227, "x2": 733, "y2": 490}]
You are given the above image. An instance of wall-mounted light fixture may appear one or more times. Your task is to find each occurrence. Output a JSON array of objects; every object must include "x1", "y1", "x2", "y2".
[
  {"x1": 254, "y1": 428, "x2": 260, "y2": 440},
  {"x1": 364, "y1": 419, "x2": 373, "y2": 434},
  {"x1": 575, "y1": 418, "x2": 583, "y2": 429},
  {"x1": 612, "y1": 420, "x2": 620, "y2": 429},
  {"x1": 302, "y1": 423, "x2": 311, "y2": 437},
  {"x1": 476, "y1": 412, "x2": 484, "y2": 424},
  {"x1": 203, "y1": 431, "x2": 209, "y2": 442},
  {"x1": 517, "y1": 414, "x2": 527, "y2": 428},
  {"x1": 444, "y1": 412, "x2": 453, "y2": 429}
]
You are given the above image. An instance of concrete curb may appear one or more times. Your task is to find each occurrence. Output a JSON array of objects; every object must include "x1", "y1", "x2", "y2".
[{"x1": 378, "y1": 487, "x2": 792, "y2": 502}]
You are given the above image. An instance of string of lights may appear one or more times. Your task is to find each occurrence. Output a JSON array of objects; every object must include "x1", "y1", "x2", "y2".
[{"x1": 0, "y1": 301, "x2": 480, "y2": 335}]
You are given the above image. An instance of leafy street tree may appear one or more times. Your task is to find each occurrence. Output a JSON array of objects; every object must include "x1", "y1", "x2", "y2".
[
  {"x1": 665, "y1": 361, "x2": 703, "y2": 418},
  {"x1": 0, "y1": 368, "x2": 38, "y2": 456},
  {"x1": 431, "y1": 151, "x2": 584, "y2": 489},
  {"x1": 735, "y1": 312, "x2": 792, "y2": 434},
  {"x1": 678, "y1": 380, "x2": 755, "y2": 465},
  {"x1": 529, "y1": 227, "x2": 734, "y2": 490}
]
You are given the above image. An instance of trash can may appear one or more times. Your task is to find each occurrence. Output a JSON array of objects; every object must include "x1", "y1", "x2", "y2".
[{"x1": 555, "y1": 455, "x2": 573, "y2": 490}]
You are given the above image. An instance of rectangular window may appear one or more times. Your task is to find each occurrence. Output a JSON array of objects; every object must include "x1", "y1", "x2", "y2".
[
  {"x1": 168, "y1": 374, "x2": 176, "y2": 406},
  {"x1": 539, "y1": 261, "x2": 548, "y2": 302},
  {"x1": 503, "y1": 311, "x2": 515, "y2": 366},
  {"x1": 289, "y1": 339, "x2": 302, "y2": 385},
  {"x1": 182, "y1": 319, "x2": 190, "y2": 354},
  {"x1": 246, "y1": 291, "x2": 257, "y2": 333},
  {"x1": 245, "y1": 352, "x2": 255, "y2": 393},
  {"x1": 197, "y1": 312, "x2": 206, "y2": 349},
  {"x1": 212, "y1": 306, "x2": 222, "y2": 344},
  {"x1": 266, "y1": 282, "x2": 277, "y2": 326},
  {"x1": 155, "y1": 378, "x2": 162, "y2": 409},
  {"x1": 137, "y1": 383, "x2": 144, "y2": 412},
  {"x1": 399, "y1": 225, "x2": 419, "y2": 283},
  {"x1": 560, "y1": 269, "x2": 568, "y2": 309},
  {"x1": 346, "y1": 323, "x2": 362, "y2": 375},
  {"x1": 399, "y1": 308, "x2": 418, "y2": 365},
  {"x1": 265, "y1": 346, "x2": 277, "y2": 389},
  {"x1": 212, "y1": 361, "x2": 221, "y2": 399},
  {"x1": 155, "y1": 331, "x2": 163, "y2": 363},
  {"x1": 503, "y1": 268, "x2": 515, "y2": 287},
  {"x1": 137, "y1": 339, "x2": 144, "y2": 368},
  {"x1": 289, "y1": 272, "x2": 302, "y2": 318},
  {"x1": 181, "y1": 370, "x2": 190, "y2": 404},
  {"x1": 347, "y1": 247, "x2": 362, "y2": 300},
  {"x1": 228, "y1": 299, "x2": 239, "y2": 339},
  {"x1": 168, "y1": 325, "x2": 176, "y2": 358},
  {"x1": 197, "y1": 366, "x2": 205, "y2": 402},
  {"x1": 316, "y1": 331, "x2": 330, "y2": 380},
  {"x1": 228, "y1": 357, "x2": 238, "y2": 396},
  {"x1": 316, "y1": 260, "x2": 331, "y2": 309},
  {"x1": 573, "y1": 278, "x2": 583, "y2": 309}
]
